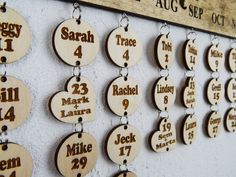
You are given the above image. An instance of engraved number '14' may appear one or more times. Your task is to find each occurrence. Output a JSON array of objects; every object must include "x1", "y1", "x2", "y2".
[
  {"x1": 0, "y1": 38, "x2": 14, "y2": 52},
  {"x1": 0, "y1": 107, "x2": 15, "y2": 122}
]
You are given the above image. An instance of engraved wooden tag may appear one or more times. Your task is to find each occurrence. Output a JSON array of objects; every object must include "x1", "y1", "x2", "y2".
[
  {"x1": 49, "y1": 76, "x2": 96, "y2": 124},
  {"x1": 106, "y1": 76, "x2": 142, "y2": 117},
  {"x1": 106, "y1": 124, "x2": 141, "y2": 165},
  {"x1": 207, "y1": 44, "x2": 224, "y2": 72},
  {"x1": 184, "y1": 40, "x2": 198, "y2": 71},
  {"x1": 207, "y1": 111, "x2": 222, "y2": 138},
  {"x1": 55, "y1": 132, "x2": 98, "y2": 177},
  {"x1": 150, "y1": 118, "x2": 176, "y2": 152},
  {"x1": 53, "y1": 19, "x2": 99, "y2": 66},
  {"x1": 225, "y1": 108, "x2": 236, "y2": 133},
  {"x1": 206, "y1": 78, "x2": 223, "y2": 105},
  {"x1": 182, "y1": 115, "x2": 197, "y2": 145},
  {"x1": 0, "y1": 5, "x2": 31, "y2": 63},
  {"x1": 228, "y1": 48, "x2": 236, "y2": 73},
  {"x1": 153, "y1": 77, "x2": 176, "y2": 111},
  {"x1": 226, "y1": 78, "x2": 236, "y2": 103},
  {"x1": 106, "y1": 27, "x2": 142, "y2": 68},
  {"x1": 182, "y1": 77, "x2": 196, "y2": 108},
  {"x1": 0, "y1": 143, "x2": 33, "y2": 177},
  {"x1": 115, "y1": 171, "x2": 137, "y2": 177},
  {"x1": 155, "y1": 34, "x2": 174, "y2": 69},
  {"x1": 0, "y1": 75, "x2": 31, "y2": 133}
]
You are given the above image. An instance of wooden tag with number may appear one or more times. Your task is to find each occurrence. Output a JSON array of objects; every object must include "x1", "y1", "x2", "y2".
[
  {"x1": 0, "y1": 75, "x2": 31, "y2": 133},
  {"x1": 106, "y1": 76, "x2": 142, "y2": 117},
  {"x1": 106, "y1": 124, "x2": 141, "y2": 165},
  {"x1": 53, "y1": 19, "x2": 99, "y2": 66},
  {"x1": 182, "y1": 115, "x2": 197, "y2": 145},
  {"x1": 207, "y1": 78, "x2": 223, "y2": 105},
  {"x1": 226, "y1": 78, "x2": 236, "y2": 103},
  {"x1": 106, "y1": 27, "x2": 142, "y2": 68},
  {"x1": 49, "y1": 76, "x2": 96, "y2": 124},
  {"x1": 225, "y1": 108, "x2": 236, "y2": 133},
  {"x1": 184, "y1": 40, "x2": 199, "y2": 70},
  {"x1": 0, "y1": 4, "x2": 31, "y2": 63},
  {"x1": 207, "y1": 44, "x2": 224, "y2": 72},
  {"x1": 153, "y1": 77, "x2": 176, "y2": 111},
  {"x1": 0, "y1": 143, "x2": 33, "y2": 177},
  {"x1": 207, "y1": 111, "x2": 222, "y2": 138},
  {"x1": 155, "y1": 34, "x2": 174, "y2": 69},
  {"x1": 182, "y1": 77, "x2": 196, "y2": 108},
  {"x1": 150, "y1": 118, "x2": 176, "y2": 152},
  {"x1": 55, "y1": 132, "x2": 98, "y2": 177},
  {"x1": 115, "y1": 171, "x2": 137, "y2": 177},
  {"x1": 228, "y1": 48, "x2": 236, "y2": 73}
]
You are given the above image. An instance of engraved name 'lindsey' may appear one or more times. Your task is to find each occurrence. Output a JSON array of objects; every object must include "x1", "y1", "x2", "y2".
[
  {"x1": 112, "y1": 85, "x2": 138, "y2": 96},
  {"x1": 157, "y1": 84, "x2": 174, "y2": 94}
]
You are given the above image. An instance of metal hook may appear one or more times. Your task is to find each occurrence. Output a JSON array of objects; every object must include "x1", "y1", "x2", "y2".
[
  {"x1": 119, "y1": 67, "x2": 129, "y2": 78},
  {"x1": 187, "y1": 29, "x2": 197, "y2": 41},
  {"x1": 72, "y1": 1, "x2": 82, "y2": 23},
  {"x1": 160, "y1": 22, "x2": 170, "y2": 35},
  {"x1": 119, "y1": 13, "x2": 129, "y2": 31},
  {"x1": 211, "y1": 35, "x2": 220, "y2": 46}
]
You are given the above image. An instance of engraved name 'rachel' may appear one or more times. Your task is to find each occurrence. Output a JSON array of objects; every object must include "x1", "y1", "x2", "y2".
[{"x1": 112, "y1": 85, "x2": 138, "y2": 96}]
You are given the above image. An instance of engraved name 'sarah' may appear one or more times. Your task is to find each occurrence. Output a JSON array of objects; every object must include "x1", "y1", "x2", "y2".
[
  {"x1": 60, "y1": 27, "x2": 94, "y2": 43},
  {"x1": 0, "y1": 22, "x2": 22, "y2": 38}
]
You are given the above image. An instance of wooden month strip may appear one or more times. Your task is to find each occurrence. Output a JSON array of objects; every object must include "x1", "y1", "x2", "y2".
[{"x1": 0, "y1": 4, "x2": 31, "y2": 63}]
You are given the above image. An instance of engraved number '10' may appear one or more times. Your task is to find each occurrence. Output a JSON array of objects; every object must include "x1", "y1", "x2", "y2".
[
  {"x1": 71, "y1": 157, "x2": 87, "y2": 170},
  {"x1": 0, "y1": 38, "x2": 14, "y2": 52},
  {"x1": 0, "y1": 171, "x2": 16, "y2": 177}
]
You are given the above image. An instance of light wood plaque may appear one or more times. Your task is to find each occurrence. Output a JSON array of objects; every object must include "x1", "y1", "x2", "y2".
[
  {"x1": 207, "y1": 111, "x2": 222, "y2": 138},
  {"x1": 106, "y1": 76, "x2": 142, "y2": 117},
  {"x1": 0, "y1": 75, "x2": 31, "y2": 133},
  {"x1": 106, "y1": 27, "x2": 142, "y2": 68},
  {"x1": 115, "y1": 171, "x2": 137, "y2": 177},
  {"x1": 206, "y1": 78, "x2": 223, "y2": 105},
  {"x1": 182, "y1": 77, "x2": 196, "y2": 108},
  {"x1": 153, "y1": 77, "x2": 176, "y2": 111},
  {"x1": 53, "y1": 19, "x2": 99, "y2": 66},
  {"x1": 49, "y1": 76, "x2": 96, "y2": 124},
  {"x1": 228, "y1": 48, "x2": 236, "y2": 73},
  {"x1": 56, "y1": 132, "x2": 98, "y2": 177},
  {"x1": 0, "y1": 4, "x2": 31, "y2": 64},
  {"x1": 150, "y1": 118, "x2": 176, "y2": 153},
  {"x1": 106, "y1": 124, "x2": 141, "y2": 165},
  {"x1": 225, "y1": 108, "x2": 236, "y2": 133},
  {"x1": 182, "y1": 115, "x2": 197, "y2": 145},
  {"x1": 155, "y1": 34, "x2": 174, "y2": 69},
  {"x1": 226, "y1": 78, "x2": 236, "y2": 103},
  {"x1": 79, "y1": 0, "x2": 236, "y2": 38},
  {"x1": 184, "y1": 39, "x2": 198, "y2": 71},
  {"x1": 207, "y1": 44, "x2": 224, "y2": 72},
  {"x1": 0, "y1": 143, "x2": 33, "y2": 177}
]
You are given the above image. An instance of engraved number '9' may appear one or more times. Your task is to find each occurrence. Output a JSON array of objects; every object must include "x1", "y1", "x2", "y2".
[{"x1": 122, "y1": 99, "x2": 129, "y2": 110}]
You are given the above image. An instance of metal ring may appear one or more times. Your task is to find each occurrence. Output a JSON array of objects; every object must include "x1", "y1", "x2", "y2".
[
  {"x1": 160, "y1": 22, "x2": 170, "y2": 35},
  {"x1": 120, "y1": 116, "x2": 129, "y2": 125},
  {"x1": 119, "y1": 13, "x2": 129, "y2": 31},
  {"x1": 211, "y1": 105, "x2": 219, "y2": 112},
  {"x1": 159, "y1": 111, "x2": 169, "y2": 119},
  {"x1": 160, "y1": 69, "x2": 169, "y2": 78},
  {"x1": 119, "y1": 67, "x2": 129, "y2": 78},
  {"x1": 73, "y1": 66, "x2": 81, "y2": 77},
  {"x1": 211, "y1": 72, "x2": 219, "y2": 80},
  {"x1": 75, "y1": 122, "x2": 83, "y2": 133},
  {"x1": 72, "y1": 1, "x2": 82, "y2": 22},
  {"x1": 211, "y1": 35, "x2": 220, "y2": 46},
  {"x1": 187, "y1": 30, "x2": 197, "y2": 40},
  {"x1": 119, "y1": 163, "x2": 128, "y2": 171}
]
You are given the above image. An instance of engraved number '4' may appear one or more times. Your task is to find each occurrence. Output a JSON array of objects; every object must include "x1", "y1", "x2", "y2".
[
  {"x1": 74, "y1": 46, "x2": 82, "y2": 58},
  {"x1": 123, "y1": 50, "x2": 129, "y2": 61},
  {"x1": 0, "y1": 107, "x2": 15, "y2": 122}
]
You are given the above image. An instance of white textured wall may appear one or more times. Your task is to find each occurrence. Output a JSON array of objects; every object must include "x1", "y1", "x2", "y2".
[{"x1": 1, "y1": 0, "x2": 236, "y2": 177}]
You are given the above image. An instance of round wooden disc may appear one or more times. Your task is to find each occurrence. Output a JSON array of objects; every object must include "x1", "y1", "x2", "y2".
[
  {"x1": 207, "y1": 111, "x2": 222, "y2": 138},
  {"x1": 115, "y1": 171, "x2": 137, "y2": 177},
  {"x1": 49, "y1": 76, "x2": 96, "y2": 124},
  {"x1": 53, "y1": 19, "x2": 99, "y2": 66},
  {"x1": 153, "y1": 77, "x2": 176, "y2": 111},
  {"x1": 0, "y1": 5, "x2": 31, "y2": 63},
  {"x1": 228, "y1": 48, "x2": 236, "y2": 72},
  {"x1": 0, "y1": 75, "x2": 31, "y2": 133},
  {"x1": 182, "y1": 115, "x2": 197, "y2": 145},
  {"x1": 150, "y1": 118, "x2": 176, "y2": 152},
  {"x1": 226, "y1": 78, "x2": 236, "y2": 103},
  {"x1": 106, "y1": 124, "x2": 141, "y2": 165},
  {"x1": 106, "y1": 27, "x2": 142, "y2": 68},
  {"x1": 155, "y1": 34, "x2": 174, "y2": 69},
  {"x1": 206, "y1": 78, "x2": 223, "y2": 105},
  {"x1": 107, "y1": 76, "x2": 142, "y2": 116},
  {"x1": 184, "y1": 40, "x2": 199, "y2": 70},
  {"x1": 225, "y1": 108, "x2": 236, "y2": 133},
  {"x1": 0, "y1": 142, "x2": 33, "y2": 177},
  {"x1": 56, "y1": 132, "x2": 98, "y2": 177},
  {"x1": 183, "y1": 77, "x2": 196, "y2": 108},
  {"x1": 207, "y1": 44, "x2": 224, "y2": 72}
]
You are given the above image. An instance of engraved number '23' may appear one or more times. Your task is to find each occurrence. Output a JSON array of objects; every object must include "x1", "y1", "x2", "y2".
[{"x1": 72, "y1": 83, "x2": 88, "y2": 95}]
